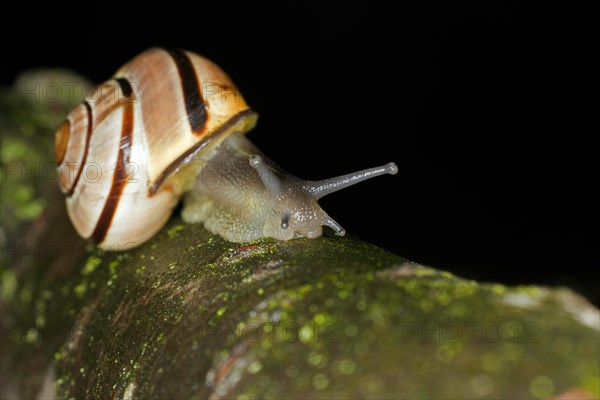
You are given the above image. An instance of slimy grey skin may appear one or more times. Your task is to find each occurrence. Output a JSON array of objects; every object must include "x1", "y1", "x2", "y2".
[{"x1": 182, "y1": 132, "x2": 398, "y2": 242}]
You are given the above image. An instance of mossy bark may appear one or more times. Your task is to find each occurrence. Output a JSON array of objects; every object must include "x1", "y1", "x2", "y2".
[{"x1": 1, "y1": 71, "x2": 599, "y2": 399}]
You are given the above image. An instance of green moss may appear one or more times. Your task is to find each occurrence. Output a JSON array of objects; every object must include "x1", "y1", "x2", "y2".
[
  {"x1": 82, "y1": 257, "x2": 102, "y2": 276},
  {"x1": 73, "y1": 280, "x2": 88, "y2": 298},
  {"x1": 0, "y1": 269, "x2": 17, "y2": 302},
  {"x1": 529, "y1": 375, "x2": 555, "y2": 399},
  {"x1": 167, "y1": 225, "x2": 186, "y2": 239},
  {"x1": 582, "y1": 375, "x2": 600, "y2": 397}
]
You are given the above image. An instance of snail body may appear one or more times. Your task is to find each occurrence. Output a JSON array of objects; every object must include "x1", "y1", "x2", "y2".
[{"x1": 55, "y1": 48, "x2": 397, "y2": 250}]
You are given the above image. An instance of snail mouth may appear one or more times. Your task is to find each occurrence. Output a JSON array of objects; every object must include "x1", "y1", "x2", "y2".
[{"x1": 292, "y1": 228, "x2": 322, "y2": 240}]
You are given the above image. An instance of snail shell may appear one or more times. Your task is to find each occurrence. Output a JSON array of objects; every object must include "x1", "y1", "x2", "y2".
[{"x1": 55, "y1": 48, "x2": 257, "y2": 250}]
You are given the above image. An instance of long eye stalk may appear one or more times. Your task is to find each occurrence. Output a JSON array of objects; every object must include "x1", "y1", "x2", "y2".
[{"x1": 304, "y1": 162, "x2": 398, "y2": 199}]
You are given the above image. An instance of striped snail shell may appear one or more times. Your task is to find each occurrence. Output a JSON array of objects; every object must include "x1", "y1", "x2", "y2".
[
  {"x1": 56, "y1": 48, "x2": 397, "y2": 251},
  {"x1": 55, "y1": 48, "x2": 256, "y2": 250}
]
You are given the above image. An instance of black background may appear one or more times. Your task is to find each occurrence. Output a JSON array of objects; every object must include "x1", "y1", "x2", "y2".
[{"x1": 1, "y1": 2, "x2": 598, "y2": 305}]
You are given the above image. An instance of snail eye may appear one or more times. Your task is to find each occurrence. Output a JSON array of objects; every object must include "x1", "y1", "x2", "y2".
[{"x1": 281, "y1": 213, "x2": 290, "y2": 229}]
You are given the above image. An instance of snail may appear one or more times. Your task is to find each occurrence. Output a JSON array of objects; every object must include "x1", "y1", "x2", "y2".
[{"x1": 55, "y1": 48, "x2": 397, "y2": 250}]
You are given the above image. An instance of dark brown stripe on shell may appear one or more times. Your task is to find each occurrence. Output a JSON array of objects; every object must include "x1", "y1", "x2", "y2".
[
  {"x1": 89, "y1": 80, "x2": 134, "y2": 245},
  {"x1": 94, "y1": 78, "x2": 135, "y2": 126},
  {"x1": 116, "y1": 77, "x2": 133, "y2": 97},
  {"x1": 165, "y1": 48, "x2": 208, "y2": 133},
  {"x1": 149, "y1": 109, "x2": 257, "y2": 195},
  {"x1": 67, "y1": 101, "x2": 93, "y2": 197}
]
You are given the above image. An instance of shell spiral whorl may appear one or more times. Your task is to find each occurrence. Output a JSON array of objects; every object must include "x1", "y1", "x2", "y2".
[{"x1": 55, "y1": 48, "x2": 257, "y2": 250}]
